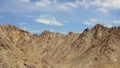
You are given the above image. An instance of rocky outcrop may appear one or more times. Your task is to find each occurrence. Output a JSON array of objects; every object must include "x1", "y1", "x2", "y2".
[{"x1": 0, "y1": 24, "x2": 120, "y2": 68}]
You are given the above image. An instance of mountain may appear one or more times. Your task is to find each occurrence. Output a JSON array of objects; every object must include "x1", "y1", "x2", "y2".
[{"x1": 0, "y1": 24, "x2": 120, "y2": 68}]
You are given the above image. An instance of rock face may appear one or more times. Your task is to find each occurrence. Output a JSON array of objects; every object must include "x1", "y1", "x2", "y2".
[{"x1": 0, "y1": 24, "x2": 120, "y2": 68}]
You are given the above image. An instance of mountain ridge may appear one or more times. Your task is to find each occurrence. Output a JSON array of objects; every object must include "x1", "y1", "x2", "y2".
[{"x1": 0, "y1": 24, "x2": 120, "y2": 68}]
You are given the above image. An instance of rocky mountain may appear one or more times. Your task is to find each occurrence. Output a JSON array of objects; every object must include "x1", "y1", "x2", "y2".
[{"x1": 0, "y1": 24, "x2": 120, "y2": 68}]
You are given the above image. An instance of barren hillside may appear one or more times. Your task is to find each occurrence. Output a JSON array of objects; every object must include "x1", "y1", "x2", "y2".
[{"x1": 0, "y1": 24, "x2": 120, "y2": 68}]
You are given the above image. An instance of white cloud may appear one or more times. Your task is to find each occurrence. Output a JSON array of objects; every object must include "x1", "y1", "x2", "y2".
[
  {"x1": 1, "y1": 0, "x2": 120, "y2": 13},
  {"x1": 84, "y1": 18, "x2": 99, "y2": 26},
  {"x1": 101, "y1": 0, "x2": 120, "y2": 9},
  {"x1": 98, "y1": 0, "x2": 120, "y2": 9},
  {"x1": 35, "y1": 0, "x2": 78, "y2": 10},
  {"x1": 36, "y1": 15, "x2": 63, "y2": 26},
  {"x1": 58, "y1": 1, "x2": 78, "y2": 10},
  {"x1": 20, "y1": 27, "x2": 41, "y2": 34},
  {"x1": 88, "y1": 0, "x2": 120, "y2": 9},
  {"x1": 83, "y1": 20, "x2": 113, "y2": 27},
  {"x1": 20, "y1": 27, "x2": 30, "y2": 30},
  {"x1": 90, "y1": 18, "x2": 98, "y2": 22},
  {"x1": 0, "y1": 0, "x2": 39, "y2": 13},
  {"x1": 84, "y1": 18, "x2": 104, "y2": 26},
  {"x1": 83, "y1": 18, "x2": 120, "y2": 28},
  {"x1": 35, "y1": 0, "x2": 52, "y2": 7},
  {"x1": 1, "y1": 0, "x2": 79, "y2": 13},
  {"x1": 79, "y1": 0, "x2": 120, "y2": 13},
  {"x1": 113, "y1": 20, "x2": 120, "y2": 23},
  {"x1": 20, "y1": 0, "x2": 30, "y2": 2},
  {"x1": 84, "y1": 21, "x2": 94, "y2": 26},
  {"x1": 35, "y1": 0, "x2": 120, "y2": 12},
  {"x1": 107, "y1": 24, "x2": 113, "y2": 28},
  {"x1": 50, "y1": 29, "x2": 55, "y2": 32},
  {"x1": 19, "y1": 22, "x2": 26, "y2": 25},
  {"x1": 79, "y1": 0, "x2": 91, "y2": 8},
  {"x1": 58, "y1": 4, "x2": 69, "y2": 10},
  {"x1": 42, "y1": 0, "x2": 52, "y2": 4},
  {"x1": 96, "y1": 8, "x2": 108, "y2": 13},
  {"x1": 35, "y1": 2, "x2": 48, "y2": 7},
  {"x1": 32, "y1": 30, "x2": 41, "y2": 33}
]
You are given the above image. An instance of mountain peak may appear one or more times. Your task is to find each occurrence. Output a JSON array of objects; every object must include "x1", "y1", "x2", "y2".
[
  {"x1": 93, "y1": 24, "x2": 106, "y2": 29},
  {"x1": 0, "y1": 24, "x2": 19, "y2": 30},
  {"x1": 91, "y1": 24, "x2": 109, "y2": 32},
  {"x1": 41, "y1": 30, "x2": 52, "y2": 35},
  {"x1": 0, "y1": 24, "x2": 17, "y2": 28},
  {"x1": 0, "y1": 24, "x2": 29, "y2": 33}
]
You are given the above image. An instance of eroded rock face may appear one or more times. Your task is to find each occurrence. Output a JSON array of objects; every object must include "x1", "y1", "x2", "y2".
[{"x1": 0, "y1": 24, "x2": 120, "y2": 68}]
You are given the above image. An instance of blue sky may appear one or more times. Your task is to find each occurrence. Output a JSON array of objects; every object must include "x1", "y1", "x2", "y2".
[{"x1": 0, "y1": 0, "x2": 120, "y2": 34}]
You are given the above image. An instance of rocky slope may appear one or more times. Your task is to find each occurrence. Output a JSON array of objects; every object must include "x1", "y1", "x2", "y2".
[{"x1": 0, "y1": 24, "x2": 120, "y2": 68}]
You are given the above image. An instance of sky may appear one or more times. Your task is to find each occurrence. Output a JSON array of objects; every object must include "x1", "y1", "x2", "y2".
[{"x1": 0, "y1": 0, "x2": 120, "y2": 34}]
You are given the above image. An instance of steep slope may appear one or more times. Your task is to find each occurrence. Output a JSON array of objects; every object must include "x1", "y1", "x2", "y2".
[{"x1": 0, "y1": 24, "x2": 120, "y2": 68}]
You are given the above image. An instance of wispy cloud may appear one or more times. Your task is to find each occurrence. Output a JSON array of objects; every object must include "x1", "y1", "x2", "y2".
[
  {"x1": 20, "y1": 27, "x2": 41, "y2": 34},
  {"x1": 35, "y1": 2, "x2": 48, "y2": 7},
  {"x1": 35, "y1": 0, "x2": 52, "y2": 7},
  {"x1": 0, "y1": 0, "x2": 83, "y2": 13},
  {"x1": 1, "y1": 0, "x2": 120, "y2": 13},
  {"x1": 82, "y1": 0, "x2": 120, "y2": 12},
  {"x1": 20, "y1": 0, "x2": 30, "y2": 2},
  {"x1": 36, "y1": 15, "x2": 63, "y2": 26},
  {"x1": 96, "y1": 0, "x2": 120, "y2": 9},
  {"x1": 113, "y1": 20, "x2": 120, "y2": 23},
  {"x1": 19, "y1": 22, "x2": 26, "y2": 25},
  {"x1": 58, "y1": 1, "x2": 78, "y2": 10},
  {"x1": 83, "y1": 18, "x2": 98, "y2": 26},
  {"x1": 50, "y1": 29, "x2": 55, "y2": 32},
  {"x1": 96, "y1": 8, "x2": 109, "y2": 13},
  {"x1": 83, "y1": 18, "x2": 120, "y2": 27},
  {"x1": 84, "y1": 21, "x2": 94, "y2": 26}
]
